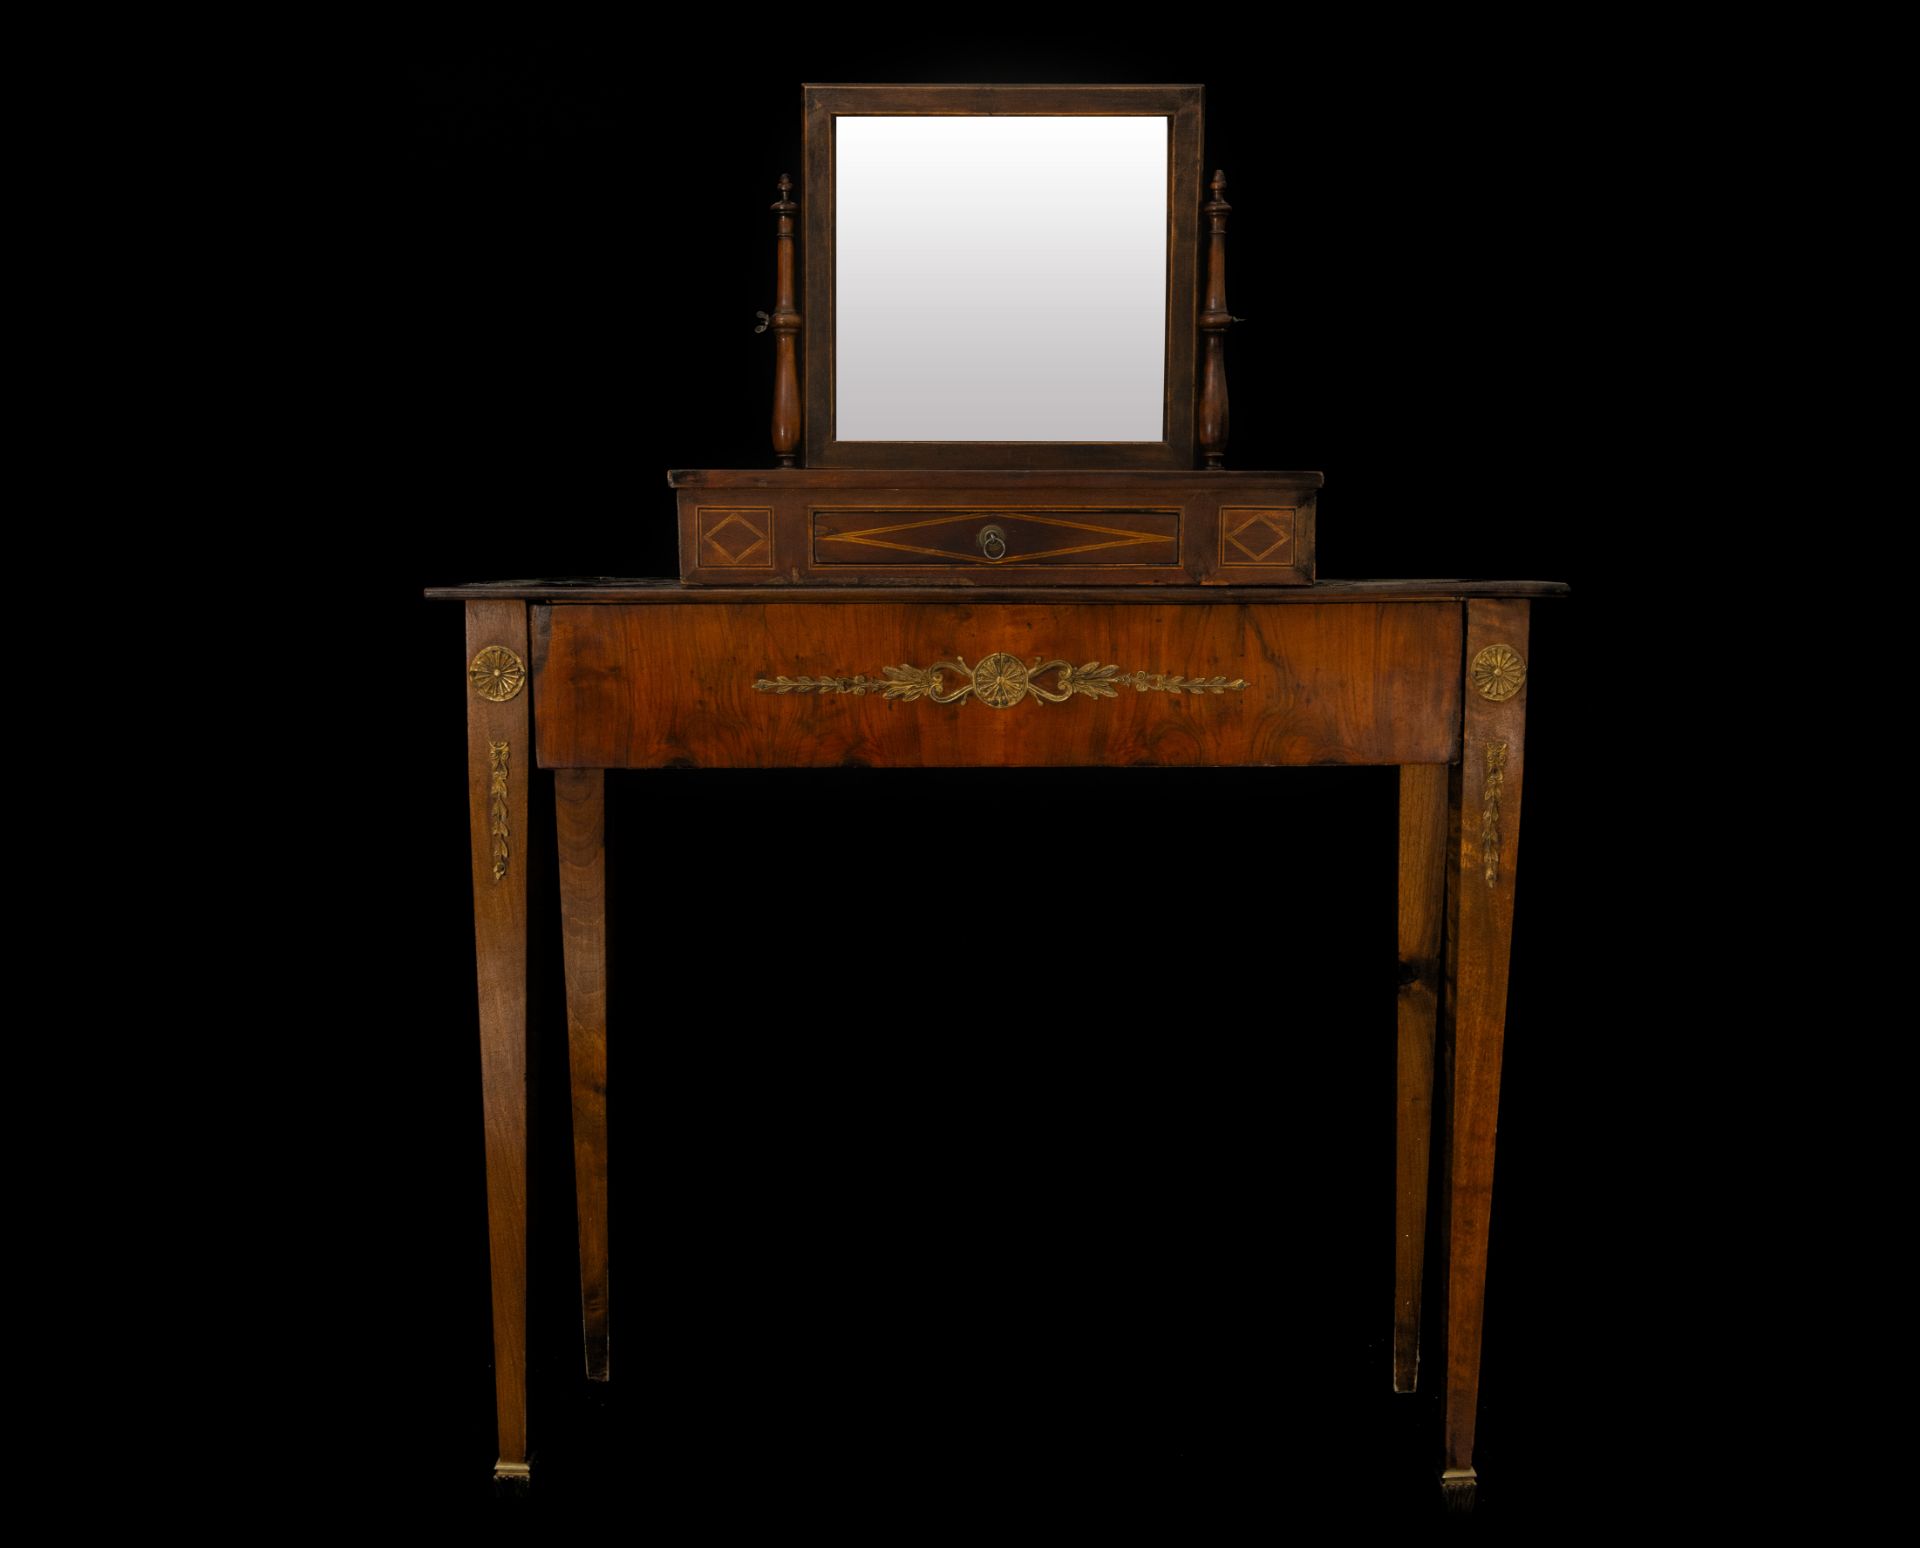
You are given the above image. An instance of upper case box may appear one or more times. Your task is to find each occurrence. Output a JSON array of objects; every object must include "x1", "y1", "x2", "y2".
[{"x1": 671, "y1": 469, "x2": 1319, "y2": 587}]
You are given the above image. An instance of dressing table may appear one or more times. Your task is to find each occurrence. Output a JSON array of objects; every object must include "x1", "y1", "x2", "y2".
[{"x1": 427, "y1": 82, "x2": 1566, "y2": 1513}]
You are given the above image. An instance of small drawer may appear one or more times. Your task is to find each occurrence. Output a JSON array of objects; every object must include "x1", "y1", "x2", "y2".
[{"x1": 811, "y1": 507, "x2": 1181, "y2": 569}]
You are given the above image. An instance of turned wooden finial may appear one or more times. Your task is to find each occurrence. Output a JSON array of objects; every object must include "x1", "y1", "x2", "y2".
[
  {"x1": 1198, "y1": 169, "x2": 1233, "y2": 470},
  {"x1": 766, "y1": 173, "x2": 803, "y2": 467}
]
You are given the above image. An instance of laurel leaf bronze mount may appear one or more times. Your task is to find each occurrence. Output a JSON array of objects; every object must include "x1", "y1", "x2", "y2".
[
  {"x1": 488, "y1": 740, "x2": 511, "y2": 883},
  {"x1": 754, "y1": 652, "x2": 1248, "y2": 709},
  {"x1": 1481, "y1": 740, "x2": 1508, "y2": 888}
]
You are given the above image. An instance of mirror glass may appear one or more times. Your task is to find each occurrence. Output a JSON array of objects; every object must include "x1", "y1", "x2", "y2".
[{"x1": 834, "y1": 115, "x2": 1169, "y2": 443}]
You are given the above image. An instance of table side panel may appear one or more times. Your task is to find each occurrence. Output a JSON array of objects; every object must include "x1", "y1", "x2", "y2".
[{"x1": 534, "y1": 601, "x2": 1462, "y2": 769}]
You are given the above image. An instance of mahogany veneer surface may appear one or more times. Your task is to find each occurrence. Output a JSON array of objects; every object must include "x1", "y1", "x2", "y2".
[{"x1": 530, "y1": 599, "x2": 1462, "y2": 770}]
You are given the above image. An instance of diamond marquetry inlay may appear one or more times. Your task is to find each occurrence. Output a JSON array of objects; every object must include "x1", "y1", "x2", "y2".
[
  {"x1": 698, "y1": 507, "x2": 774, "y2": 567},
  {"x1": 1221, "y1": 507, "x2": 1296, "y2": 566},
  {"x1": 812, "y1": 509, "x2": 1180, "y2": 567}
]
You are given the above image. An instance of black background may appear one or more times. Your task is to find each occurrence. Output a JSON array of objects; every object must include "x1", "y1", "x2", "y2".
[{"x1": 328, "y1": 26, "x2": 1631, "y2": 1529}]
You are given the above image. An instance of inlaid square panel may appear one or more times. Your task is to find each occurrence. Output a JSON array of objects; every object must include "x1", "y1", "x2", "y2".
[
  {"x1": 1220, "y1": 506, "x2": 1296, "y2": 568},
  {"x1": 697, "y1": 506, "x2": 775, "y2": 568}
]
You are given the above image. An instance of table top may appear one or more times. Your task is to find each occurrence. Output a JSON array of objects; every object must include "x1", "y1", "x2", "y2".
[
  {"x1": 424, "y1": 578, "x2": 1572, "y2": 604},
  {"x1": 665, "y1": 468, "x2": 1329, "y2": 489}
]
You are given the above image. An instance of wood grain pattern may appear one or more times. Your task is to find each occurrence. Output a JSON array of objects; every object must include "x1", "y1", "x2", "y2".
[
  {"x1": 464, "y1": 599, "x2": 532, "y2": 1480},
  {"x1": 533, "y1": 600, "x2": 1463, "y2": 770},
  {"x1": 802, "y1": 84, "x2": 1203, "y2": 469},
  {"x1": 1437, "y1": 597, "x2": 1532, "y2": 1507},
  {"x1": 555, "y1": 767, "x2": 609, "y2": 1382},
  {"x1": 1395, "y1": 762, "x2": 1449, "y2": 1393}
]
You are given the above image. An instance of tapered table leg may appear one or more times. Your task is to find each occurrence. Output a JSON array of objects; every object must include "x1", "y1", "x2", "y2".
[
  {"x1": 1437, "y1": 598, "x2": 1531, "y2": 1513},
  {"x1": 555, "y1": 768, "x2": 609, "y2": 1381},
  {"x1": 1395, "y1": 763, "x2": 1448, "y2": 1392},
  {"x1": 465, "y1": 601, "x2": 533, "y2": 1489}
]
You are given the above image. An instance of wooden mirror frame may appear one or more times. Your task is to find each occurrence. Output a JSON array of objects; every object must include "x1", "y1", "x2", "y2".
[{"x1": 801, "y1": 83, "x2": 1205, "y2": 470}]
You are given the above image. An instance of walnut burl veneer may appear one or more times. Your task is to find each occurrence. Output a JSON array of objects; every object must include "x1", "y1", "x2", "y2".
[{"x1": 428, "y1": 575, "x2": 1566, "y2": 1510}]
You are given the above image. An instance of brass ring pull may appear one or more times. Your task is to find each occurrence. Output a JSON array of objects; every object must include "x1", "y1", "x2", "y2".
[{"x1": 978, "y1": 524, "x2": 1008, "y2": 561}]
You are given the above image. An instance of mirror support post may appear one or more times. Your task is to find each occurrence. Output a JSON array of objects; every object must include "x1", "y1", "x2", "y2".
[
  {"x1": 769, "y1": 172, "x2": 804, "y2": 467},
  {"x1": 1198, "y1": 168, "x2": 1232, "y2": 470}
]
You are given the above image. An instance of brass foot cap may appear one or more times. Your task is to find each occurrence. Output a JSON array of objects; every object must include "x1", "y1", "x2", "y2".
[{"x1": 1438, "y1": 1467, "x2": 1478, "y2": 1515}]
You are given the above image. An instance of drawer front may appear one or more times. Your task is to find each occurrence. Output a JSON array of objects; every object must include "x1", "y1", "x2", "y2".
[
  {"x1": 812, "y1": 507, "x2": 1181, "y2": 569},
  {"x1": 534, "y1": 600, "x2": 1461, "y2": 769}
]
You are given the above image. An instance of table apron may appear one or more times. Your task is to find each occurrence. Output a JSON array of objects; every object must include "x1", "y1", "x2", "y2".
[{"x1": 531, "y1": 600, "x2": 1464, "y2": 769}]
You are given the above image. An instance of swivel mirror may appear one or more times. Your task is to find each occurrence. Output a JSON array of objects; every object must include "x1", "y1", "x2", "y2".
[{"x1": 803, "y1": 83, "x2": 1204, "y2": 469}]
